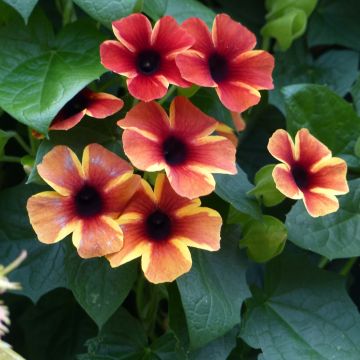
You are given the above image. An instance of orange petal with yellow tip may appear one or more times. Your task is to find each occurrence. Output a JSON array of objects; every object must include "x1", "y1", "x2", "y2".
[
  {"x1": 267, "y1": 129, "x2": 296, "y2": 166},
  {"x1": 142, "y1": 239, "x2": 192, "y2": 284},
  {"x1": 302, "y1": 190, "x2": 340, "y2": 218},
  {"x1": 50, "y1": 110, "x2": 86, "y2": 131},
  {"x1": 26, "y1": 191, "x2": 78, "y2": 244},
  {"x1": 85, "y1": 91, "x2": 123, "y2": 118},
  {"x1": 37, "y1": 146, "x2": 84, "y2": 196},
  {"x1": 215, "y1": 123, "x2": 238, "y2": 147},
  {"x1": 231, "y1": 111, "x2": 246, "y2": 132},
  {"x1": 272, "y1": 163, "x2": 302, "y2": 199}
]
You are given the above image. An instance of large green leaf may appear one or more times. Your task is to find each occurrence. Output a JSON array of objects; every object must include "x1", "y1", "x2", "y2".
[
  {"x1": 0, "y1": 12, "x2": 106, "y2": 133},
  {"x1": 2, "y1": 0, "x2": 38, "y2": 22},
  {"x1": 215, "y1": 165, "x2": 262, "y2": 219},
  {"x1": 65, "y1": 246, "x2": 138, "y2": 328},
  {"x1": 286, "y1": 179, "x2": 360, "y2": 259},
  {"x1": 240, "y1": 251, "x2": 360, "y2": 359},
  {"x1": 308, "y1": 0, "x2": 360, "y2": 51},
  {"x1": 176, "y1": 226, "x2": 250, "y2": 349},
  {"x1": 72, "y1": 0, "x2": 137, "y2": 28},
  {"x1": 143, "y1": 0, "x2": 168, "y2": 20}
]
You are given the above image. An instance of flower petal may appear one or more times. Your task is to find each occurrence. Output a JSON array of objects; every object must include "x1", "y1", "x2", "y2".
[
  {"x1": 118, "y1": 101, "x2": 170, "y2": 141},
  {"x1": 37, "y1": 146, "x2": 84, "y2": 196},
  {"x1": 272, "y1": 163, "x2": 302, "y2": 199},
  {"x1": 122, "y1": 130, "x2": 165, "y2": 172},
  {"x1": 73, "y1": 216, "x2": 124, "y2": 258},
  {"x1": 160, "y1": 57, "x2": 192, "y2": 87},
  {"x1": 302, "y1": 190, "x2": 339, "y2": 217},
  {"x1": 175, "y1": 52, "x2": 216, "y2": 87},
  {"x1": 142, "y1": 239, "x2": 192, "y2": 283},
  {"x1": 181, "y1": 17, "x2": 214, "y2": 56},
  {"x1": 127, "y1": 74, "x2": 168, "y2": 102},
  {"x1": 189, "y1": 136, "x2": 237, "y2": 174},
  {"x1": 215, "y1": 123, "x2": 238, "y2": 147},
  {"x1": 295, "y1": 128, "x2": 332, "y2": 168},
  {"x1": 82, "y1": 143, "x2": 133, "y2": 190},
  {"x1": 212, "y1": 14, "x2": 256, "y2": 57},
  {"x1": 174, "y1": 207, "x2": 221, "y2": 251},
  {"x1": 152, "y1": 16, "x2": 194, "y2": 56},
  {"x1": 112, "y1": 13, "x2": 152, "y2": 51},
  {"x1": 230, "y1": 50, "x2": 274, "y2": 90},
  {"x1": 84, "y1": 91, "x2": 124, "y2": 118},
  {"x1": 50, "y1": 110, "x2": 86, "y2": 131},
  {"x1": 310, "y1": 157, "x2": 349, "y2": 195},
  {"x1": 231, "y1": 111, "x2": 246, "y2": 132},
  {"x1": 169, "y1": 96, "x2": 218, "y2": 137},
  {"x1": 27, "y1": 191, "x2": 77, "y2": 244},
  {"x1": 100, "y1": 40, "x2": 137, "y2": 77},
  {"x1": 216, "y1": 81, "x2": 261, "y2": 112},
  {"x1": 267, "y1": 129, "x2": 296, "y2": 166}
]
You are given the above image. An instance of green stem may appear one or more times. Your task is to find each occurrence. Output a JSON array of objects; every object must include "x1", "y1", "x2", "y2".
[
  {"x1": 339, "y1": 257, "x2": 357, "y2": 276},
  {"x1": 318, "y1": 256, "x2": 329, "y2": 269},
  {"x1": 261, "y1": 36, "x2": 271, "y2": 51},
  {"x1": 13, "y1": 132, "x2": 31, "y2": 154},
  {"x1": 2, "y1": 155, "x2": 23, "y2": 163},
  {"x1": 28, "y1": 128, "x2": 37, "y2": 155},
  {"x1": 159, "y1": 86, "x2": 177, "y2": 105}
]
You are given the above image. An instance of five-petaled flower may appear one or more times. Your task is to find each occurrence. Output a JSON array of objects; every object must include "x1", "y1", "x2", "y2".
[
  {"x1": 118, "y1": 96, "x2": 237, "y2": 199},
  {"x1": 176, "y1": 14, "x2": 274, "y2": 112},
  {"x1": 100, "y1": 14, "x2": 194, "y2": 102},
  {"x1": 107, "y1": 174, "x2": 222, "y2": 283},
  {"x1": 50, "y1": 88, "x2": 124, "y2": 131},
  {"x1": 27, "y1": 144, "x2": 140, "y2": 258},
  {"x1": 268, "y1": 128, "x2": 349, "y2": 217}
]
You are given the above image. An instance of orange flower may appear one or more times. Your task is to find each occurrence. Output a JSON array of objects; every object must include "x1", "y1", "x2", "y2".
[
  {"x1": 267, "y1": 129, "x2": 349, "y2": 217},
  {"x1": 107, "y1": 174, "x2": 222, "y2": 283},
  {"x1": 27, "y1": 144, "x2": 140, "y2": 258},
  {"x1": 118, "y1": 96, "x2": 237, "y2": 199}
]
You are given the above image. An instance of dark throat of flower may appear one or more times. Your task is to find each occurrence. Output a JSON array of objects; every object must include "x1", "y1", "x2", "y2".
[
  {"x1": 146, "y1": 210, "x2": 172, "y2": 241},
  {"x1": 74, "y1": 183, "x2": 103, "y2": 218},
  {"x1": 291, "y1": 164, "x2": 310, "y2": 190},
  {"x1": 162, "y1": 136, "x2": 187, "y2": 166},
  {"x1": 208, "y1": 52, "x2": 229, "y2": 83},
  {"x1": 136, "y1": 50, "x2": 161, "y2": 75}
]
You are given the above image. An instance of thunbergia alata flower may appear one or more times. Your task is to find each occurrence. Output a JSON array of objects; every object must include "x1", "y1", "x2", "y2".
[
  {"x1": 107, "y1": 174, "x2": 222, "y2": 283},
  {"x1": 176, "y1": 14, "x2": 274, "y2": 112},
  {"x1": 100, "y1": 13, "x2": 194, "y2": 102},
  {"x1": 268, "y1": 128, "x2": 349, "y2": 217},
  {"x1": 50, "y1": 88, "x2": 124, "y2": 131},
  {"x1": 118, "y1": 96, "x2": 237, "y2": 199},
  {"x1": 27, "y1": 144, "x2": 140, "y2": 258}
]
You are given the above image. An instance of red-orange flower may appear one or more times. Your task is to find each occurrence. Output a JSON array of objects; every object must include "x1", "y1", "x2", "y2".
[
  {"x1": 27, "y1": 144, "x2": 140, "y2": 258},
  {"x1": 100, "y1": 14, "x2": 194, "y2": 102},
  {"x1": 107, "y1": 174, "x2": 222, "y2": 283},
  {"x1": 268, "y1": 129, "x2": 349, "y2": 217},
  {"x1": 118, "y1": 96, "x2": 237, "y2": 199},
  {"x1": 50, "y1": 88, "x2": 123, "y2": 131},
  {"x1": 176, "y1": 14, "x2": 274, "y2": 112}
]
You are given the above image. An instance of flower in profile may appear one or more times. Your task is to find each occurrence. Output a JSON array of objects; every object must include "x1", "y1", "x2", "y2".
[
  {"x1": 27, "y1": 144, "x2": 140, "y2": 258},
  {"x1": 176, "y1": 14, "x2": 274, "y2": 112},
  {"x1": 100, "y1": 14, "x2": 194, "y2": 102},
  {"x1": 107, "y1": 174, "x2": 222, "y2": 283},
  {"x1": 50, "y1": 88, "x2": 124, "y2": 131},
  {"x1": 267, "y1": 128, "x2": 349, "y2": 217},
  {"x1": 215, "y1": 112, "x2": 246, "y2": 147},
  {"x1": 118, "y1": 96, "x2": 237, "y2": 199}
]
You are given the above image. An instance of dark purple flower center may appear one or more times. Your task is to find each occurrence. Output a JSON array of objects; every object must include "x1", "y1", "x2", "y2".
[
  {"x1": 162, "y1": 136, "x2": 187, "y2": 166},
  {"x1": 136, "y1": 50, "x2": 161, "y2": 75},
  {"x1": 146, "y1": 210, "x2": 172, "y2": 241},
  {"x1": 291, "y1": 164, "x2": 309, "y2": 190},
  {"x1": 60, "y1": 92, "x2": 89, "y2": 119},
  {"x1": 74, "y1": 184, "x2": 103, "y2": 218},
  {"x1": 208, "y1": 52, "x2": 229, "y2": 83}
]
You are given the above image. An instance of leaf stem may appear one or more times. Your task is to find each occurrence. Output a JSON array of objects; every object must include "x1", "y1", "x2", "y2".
[
  {"x1": 13, "y1": 132, "x2": 32, "y2": 154},
  {"x1": 339, "y1": 257, "x2": 357, "y2": 276},
  {"x1": 318, "y1": 256, "x2": 329, "y2": 269},
  {"x1": 2, "y1": 155, "x2": 23, "y2": 163},
  {"x1": 158, "y1": 86, "x2": 177, "y2": 105}
]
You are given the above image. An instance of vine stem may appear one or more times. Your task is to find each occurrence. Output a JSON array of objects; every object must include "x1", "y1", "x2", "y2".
[
  {"x1": 13, "y1": 132, "x2": 32, "y2": 154},
  {"x1": 318, "y1": 256, "x2": 329, "y2": 269},
  {"x1": 2, "y1": 155, "x2": 23, "y2": 163},
  {"x1": 158, "y1": 86, "x2": 177, "y2": 105},
  {"x1": 339, "y1": 257, "x2": 357, "y2": 276}
]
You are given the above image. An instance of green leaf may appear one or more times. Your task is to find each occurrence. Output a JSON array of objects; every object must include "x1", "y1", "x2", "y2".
[
  {"x1": 176, "y1": 225, "x2": 250, "y2": 349},
  {"x1": 215, "y1": 165, "x2": 262, "y2": 220},
  {"x1": 351, "y1": 74, "x2": 360, "y2": 116},
  {"x1": 240, "y1": 251, "x2": 360, "y2": 359},
  {"x1": 64, "y1": 246, "x2": 137, "y2": 328},
  {"x1": 0, "y1": 129, "x2": 13, "y2": 157},
  {"x1": 240, "y1": 215, "x2": 287, "y2": 263},
  {"x1": 2, "y1": 0, "x2": 38, "y2": 22},
  {"x1": 308, "y1": 0, "x2": 360, "y2": 51},
  {"x1": 283, "y1": 84, "x2": 360, "y2": 155},
  {"x1": 72, "y1": 0, "x2": 137, "y2": 28},
  {"x1": 143, "y1": 0, "x2": 168, "y2": 20},
  {"x1": 0, "y1": 12, "x2": 106, "y2": 134},
  {"x1": 0, "y1": 184, "x2": 67, "y2": 302},
  {"x1": 286, "y1": 179, "x2": 360, "y2": 259}
]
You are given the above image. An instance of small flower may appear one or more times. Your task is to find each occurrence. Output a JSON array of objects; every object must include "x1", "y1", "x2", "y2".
[
  {"x1": 107, "y1": 174, "x2": 222, "y2": 283},
  {"x1": 50, "y1": 88, "x2": 124, "y2": 131},
  {"x1": 267, "y1": 128, "x2": 349, "y2": 217},
  {"x1": 27, "y1": 144, "x2": 141, "y2": 258},
  {"x1": 100, "y1": 14, "x2": 194, "y2": 102},
  {"x1": 118, "y1": 96, "x2": 237, "y2": 199},
  {"x1": 176, "y1": 14, "x2": 274, "y2": 112}
]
